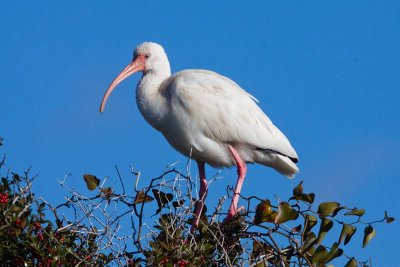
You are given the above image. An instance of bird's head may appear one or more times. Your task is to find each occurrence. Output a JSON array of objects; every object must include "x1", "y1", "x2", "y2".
[{"x1": 100, "y1": 42, "x2": 170, "y2": 113}]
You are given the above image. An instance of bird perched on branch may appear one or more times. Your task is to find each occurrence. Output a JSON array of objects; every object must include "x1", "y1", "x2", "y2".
[{"x1": 100, "y1": 42, "x2": 299, "y2": 233}]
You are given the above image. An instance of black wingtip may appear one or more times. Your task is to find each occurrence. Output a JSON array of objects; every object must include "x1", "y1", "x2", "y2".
[{"x1": 256, "y1": 147, "x2": 299, "y2": 164}]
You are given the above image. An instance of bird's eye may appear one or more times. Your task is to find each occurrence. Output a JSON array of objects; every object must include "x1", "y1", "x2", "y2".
[{"x1": 145, "y1": 54, "x2": 150, "y2": 59}]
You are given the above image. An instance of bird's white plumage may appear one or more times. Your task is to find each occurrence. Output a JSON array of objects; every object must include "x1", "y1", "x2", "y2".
[
  {"x1": 103, "y1": 42, "x2": 299, "y2": 178},
  {"x1": 130, "y1": 43, "x2": 298, "y2": 178},
  {"x1": 155, "y1": 69, "x2": 298, "y2": 176}
]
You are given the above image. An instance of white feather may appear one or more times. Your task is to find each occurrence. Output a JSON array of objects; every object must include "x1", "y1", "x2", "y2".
[{"x1": 133, "y1": 43, "x2": 299, "y2": 178}]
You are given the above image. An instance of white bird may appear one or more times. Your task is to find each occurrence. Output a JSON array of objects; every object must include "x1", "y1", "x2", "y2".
[{"x1": 100, "y1": 42, "x2": 299, "y2": 233}]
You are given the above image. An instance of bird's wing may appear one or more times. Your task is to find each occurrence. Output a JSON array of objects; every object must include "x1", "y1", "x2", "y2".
[{"x1": 164, "y1": 69, "x2": 298, "y2": 160}]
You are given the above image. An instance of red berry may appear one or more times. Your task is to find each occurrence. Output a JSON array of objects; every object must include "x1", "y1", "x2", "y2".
[
  {"x1": 34, "y1": 222, "x2": 42, "y2": 230},
  {"x1": 177, "y1": 260, "x2": 188, "y2": 267},
  {"x1": 160, "y1": 256, "x2": 168, "y2": 264},
  {"x1": 37, "y1": 232, "x2": 44, "y2": 241},
  {"x1": 0, "y1": 193, "x2": 8, "y2": 204}
]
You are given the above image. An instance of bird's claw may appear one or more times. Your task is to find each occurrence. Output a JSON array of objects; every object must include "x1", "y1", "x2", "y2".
[{"x1": 222, "y1": 205, "x2": 246, "y2": 224}]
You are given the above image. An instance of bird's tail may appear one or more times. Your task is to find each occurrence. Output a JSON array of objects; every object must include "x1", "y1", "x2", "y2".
[
  {"x1": 274, "y1": 154, "x2": 299, "y2": 179},
  {"x1": 254, "y1": 151, "x2": 299, "y2": 179}
]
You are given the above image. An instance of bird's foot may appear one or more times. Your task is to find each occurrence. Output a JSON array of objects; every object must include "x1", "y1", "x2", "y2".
[
  {"x1": 189, "y1": 214, "x2": 200, "y2": 234},
  {"x1": 222, "y1": 205, "x2": 246, "y2": 224},
  {"x1": 189, "y1": 225, "x2": 196, "y2": 234}
]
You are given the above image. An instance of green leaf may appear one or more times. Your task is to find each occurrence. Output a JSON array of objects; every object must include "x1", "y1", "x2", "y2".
[
  {"x1": 274, "y1": 202, "x2": 298, "y2": 224},
  {"x1": 339, "y1": 224, "x2": 357, "y2": 245},
  {"x1": 98, "y1": 253, "x2": 107, "y2": 261},
  {"x1": 362, "y1": 225, "x2": 376, "y2": 248},
  {"x1": 292, "y1": 181, "x2": 315, "y2": 203},
  {"x1": 317, "y1": 218, "x2": 334, "y2": 245},
  {"x1": 294, "y1": 193, "x2": 315, "y2": 204},
  {"x1": 107, "y1": 252, "x2": 114, "y2": 260},
  {"x1": 13, "y1": 173, "x2": 21, "y2": 182},
  {"x1": 253, "y1": 199, "x2": 277, "y2": 224},
  {"x1": 324, "y1": 242, "x2": 343, "y2": 263},
  {"x1": 303, "y1": 214, "x2": 318, "y2": 238},
  {"x1": 38, "y1": 202, "x2": 46, "y2": 211},
  {"x1": 134, "y1": 191, "x2": 154, "y2": 204},
  {"x1": 384, "y1": 210, "x2": 395, "y2": 224},
  {"x1": 83, "y1": 174, "x2": 100, "y2": 191},
  {"x1": 293, "y1": 180, "x2": 304, "y2": 196},
  {"x1": 311, "y1": 245, "x2": 328, "y2": 264},
  {"x1": 344, "y1": 257, "x2": 358, "y2": 267},
  {"x1": 301, "y1": 232, "x2": 317, "y2": 253},
  {"x1": 1, "y1": 177, "x2": 8, "y2": 188},
  {"x1": 344, "y1": 207, "x2": 365, "y2": 217},
  {"x1": 318, "y1": 202, "x2": 340, "y2": 217},
  {"x1": 152, "y1": 189, "x2": 173, "y2": 214}
]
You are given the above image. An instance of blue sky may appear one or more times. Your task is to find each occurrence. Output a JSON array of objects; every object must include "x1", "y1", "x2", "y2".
[{"x1": 1, "y1": 1, "x2": 399, "y2": 265}]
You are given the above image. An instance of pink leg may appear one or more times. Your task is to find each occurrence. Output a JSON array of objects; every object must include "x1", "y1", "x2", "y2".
[
  {"x1": 190, "y1": 161, "x2": 208, "y2": 233},
  {"x1": 224, "y1": 145, "x2": 247, "y2": 222}
]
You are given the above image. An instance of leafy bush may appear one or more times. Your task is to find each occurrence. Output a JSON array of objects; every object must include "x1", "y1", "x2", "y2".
[
  {"x1": 0, "y1": 139, "x2": 113, "y2": 266},
  {"x1": 0, "y1": 137, "x2": 395, "y2": 266}
]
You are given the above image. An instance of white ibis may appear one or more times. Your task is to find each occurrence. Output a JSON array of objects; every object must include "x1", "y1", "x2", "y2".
[{"x1": 100, "y1": 42, "x2": 299, "y2": 233}]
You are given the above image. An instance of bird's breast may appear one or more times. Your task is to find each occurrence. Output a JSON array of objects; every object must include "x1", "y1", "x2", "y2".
[{"x1": 135, "y1": 78, "x2": 170, "y2": 132}]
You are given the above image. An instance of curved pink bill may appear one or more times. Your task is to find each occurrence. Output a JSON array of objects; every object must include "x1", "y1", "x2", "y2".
[{"x1": 100, "y1": 55, "x2": 145, "y2": 113}]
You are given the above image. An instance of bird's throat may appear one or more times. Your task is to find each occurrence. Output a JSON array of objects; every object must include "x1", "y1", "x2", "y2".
[{"x1": 136, "y1": 73, "x2": 169, "y2": 132}]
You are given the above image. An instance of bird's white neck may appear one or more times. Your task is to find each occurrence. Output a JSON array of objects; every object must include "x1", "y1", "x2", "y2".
[{"x1": 136, "y1": 68, "x2": 171, "y2": 131}]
